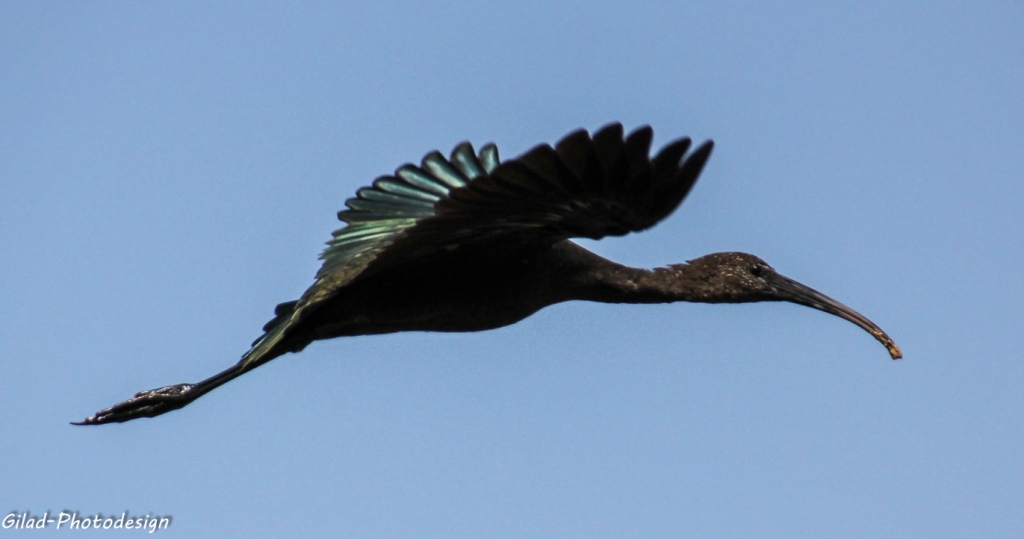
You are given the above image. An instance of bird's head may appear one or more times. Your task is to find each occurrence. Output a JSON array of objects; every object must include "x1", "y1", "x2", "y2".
[{"x1": 668, "y1": 252, "x2": 902, "y2": 359}]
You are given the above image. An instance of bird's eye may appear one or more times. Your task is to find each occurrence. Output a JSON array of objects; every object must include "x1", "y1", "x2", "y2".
[{"x1": 750, "y1": 264, "x2": 764, "y2": 277}]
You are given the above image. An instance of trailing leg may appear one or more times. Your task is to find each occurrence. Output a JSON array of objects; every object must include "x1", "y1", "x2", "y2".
[{"x1": 72, "y1": 361, "x2": 249, "y2": 425}]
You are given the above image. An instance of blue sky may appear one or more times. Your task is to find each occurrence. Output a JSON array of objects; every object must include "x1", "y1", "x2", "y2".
[{"x1": 2, "y1": 1, "x2": 1021, "y2": 537}]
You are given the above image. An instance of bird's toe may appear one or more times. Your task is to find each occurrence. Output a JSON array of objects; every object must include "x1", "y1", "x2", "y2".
[{"x1": 73, "y1": 384, "x2": 195, "y2": 425}]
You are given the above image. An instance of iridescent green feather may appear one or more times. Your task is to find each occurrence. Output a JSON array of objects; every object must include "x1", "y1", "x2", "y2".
[{"x1": 241, "y1": 141, "x2": 499, "y2": 366}]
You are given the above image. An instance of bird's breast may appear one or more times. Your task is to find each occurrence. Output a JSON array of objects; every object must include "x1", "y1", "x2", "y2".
[{"x1": 301, "y1": 246, "x2": 551, "y2": 339}]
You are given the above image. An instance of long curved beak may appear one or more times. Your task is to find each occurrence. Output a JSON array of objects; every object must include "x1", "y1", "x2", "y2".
[{"x1": 763, "y1": 270, "x2": 902, "y2": 359}]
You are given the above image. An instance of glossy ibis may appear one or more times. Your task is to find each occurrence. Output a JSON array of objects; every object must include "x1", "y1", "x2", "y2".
[{"x1": 76, "y1": 123, "x2": 901, "y2": 425}]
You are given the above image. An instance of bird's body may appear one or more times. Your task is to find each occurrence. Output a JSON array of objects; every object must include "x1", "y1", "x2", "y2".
[
  {"x1": 77, "y1": 123, "x2": 901, "y2": 425},
  {"x1": 280, "y1": 240, "x2": 558, "y2": 343}
]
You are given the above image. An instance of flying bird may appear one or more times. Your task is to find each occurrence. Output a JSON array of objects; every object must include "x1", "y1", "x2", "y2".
[{"x1": 76, "y1": 123, "x2": 901, "y2": 425}]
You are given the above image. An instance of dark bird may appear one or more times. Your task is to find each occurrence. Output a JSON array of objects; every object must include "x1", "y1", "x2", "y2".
[{"x1": 76, "y1": 123, "x2": 901, "y2": 425}]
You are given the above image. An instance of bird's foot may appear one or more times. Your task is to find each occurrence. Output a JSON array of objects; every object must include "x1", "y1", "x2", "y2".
[{"x1": 73, "y1": 383, "x2": 196, "y2": 425}]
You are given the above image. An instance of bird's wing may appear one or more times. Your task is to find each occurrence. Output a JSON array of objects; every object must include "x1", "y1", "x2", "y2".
[
  {"x1": 392, "y1": 122, "x2": 714, "y2": 255},
  {"x1": 242, "y1": 123, "x2": 712, "y2": 366}
]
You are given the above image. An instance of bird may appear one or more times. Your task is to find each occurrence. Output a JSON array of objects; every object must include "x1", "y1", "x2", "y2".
[{"x1": 75, "y1": 123, "x2": 901, "y2": 425}]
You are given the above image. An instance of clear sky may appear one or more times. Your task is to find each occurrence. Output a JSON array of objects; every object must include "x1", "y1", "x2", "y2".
[{"x1": 2, "y1": 1, "x2": 1021, "y2": 537}]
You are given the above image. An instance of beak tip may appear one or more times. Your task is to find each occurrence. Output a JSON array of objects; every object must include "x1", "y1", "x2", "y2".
[{"x1": 887, "y1": 343, "x2": 902, "y2": 360}]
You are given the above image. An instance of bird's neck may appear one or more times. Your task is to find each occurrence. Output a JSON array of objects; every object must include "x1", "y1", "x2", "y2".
[
  {"x1": 545, "y1": 243, "x2": 707, "y2": 305},
  {"x1": 571, "y1": 264, "x2": 708, "y2": 304}
]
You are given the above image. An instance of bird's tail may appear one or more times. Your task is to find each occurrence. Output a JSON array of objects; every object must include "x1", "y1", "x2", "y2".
[{"x1": 240, "y1": 299, "x2": 301, "y2": 370}]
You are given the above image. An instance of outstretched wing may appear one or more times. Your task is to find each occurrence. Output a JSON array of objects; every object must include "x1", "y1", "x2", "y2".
[
  {"x1": 379, "y1": 122, "x2": 713, "y2": 264},
  {"x1": 243, "y1": 123, "x2": 713, "y2": 367}
]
